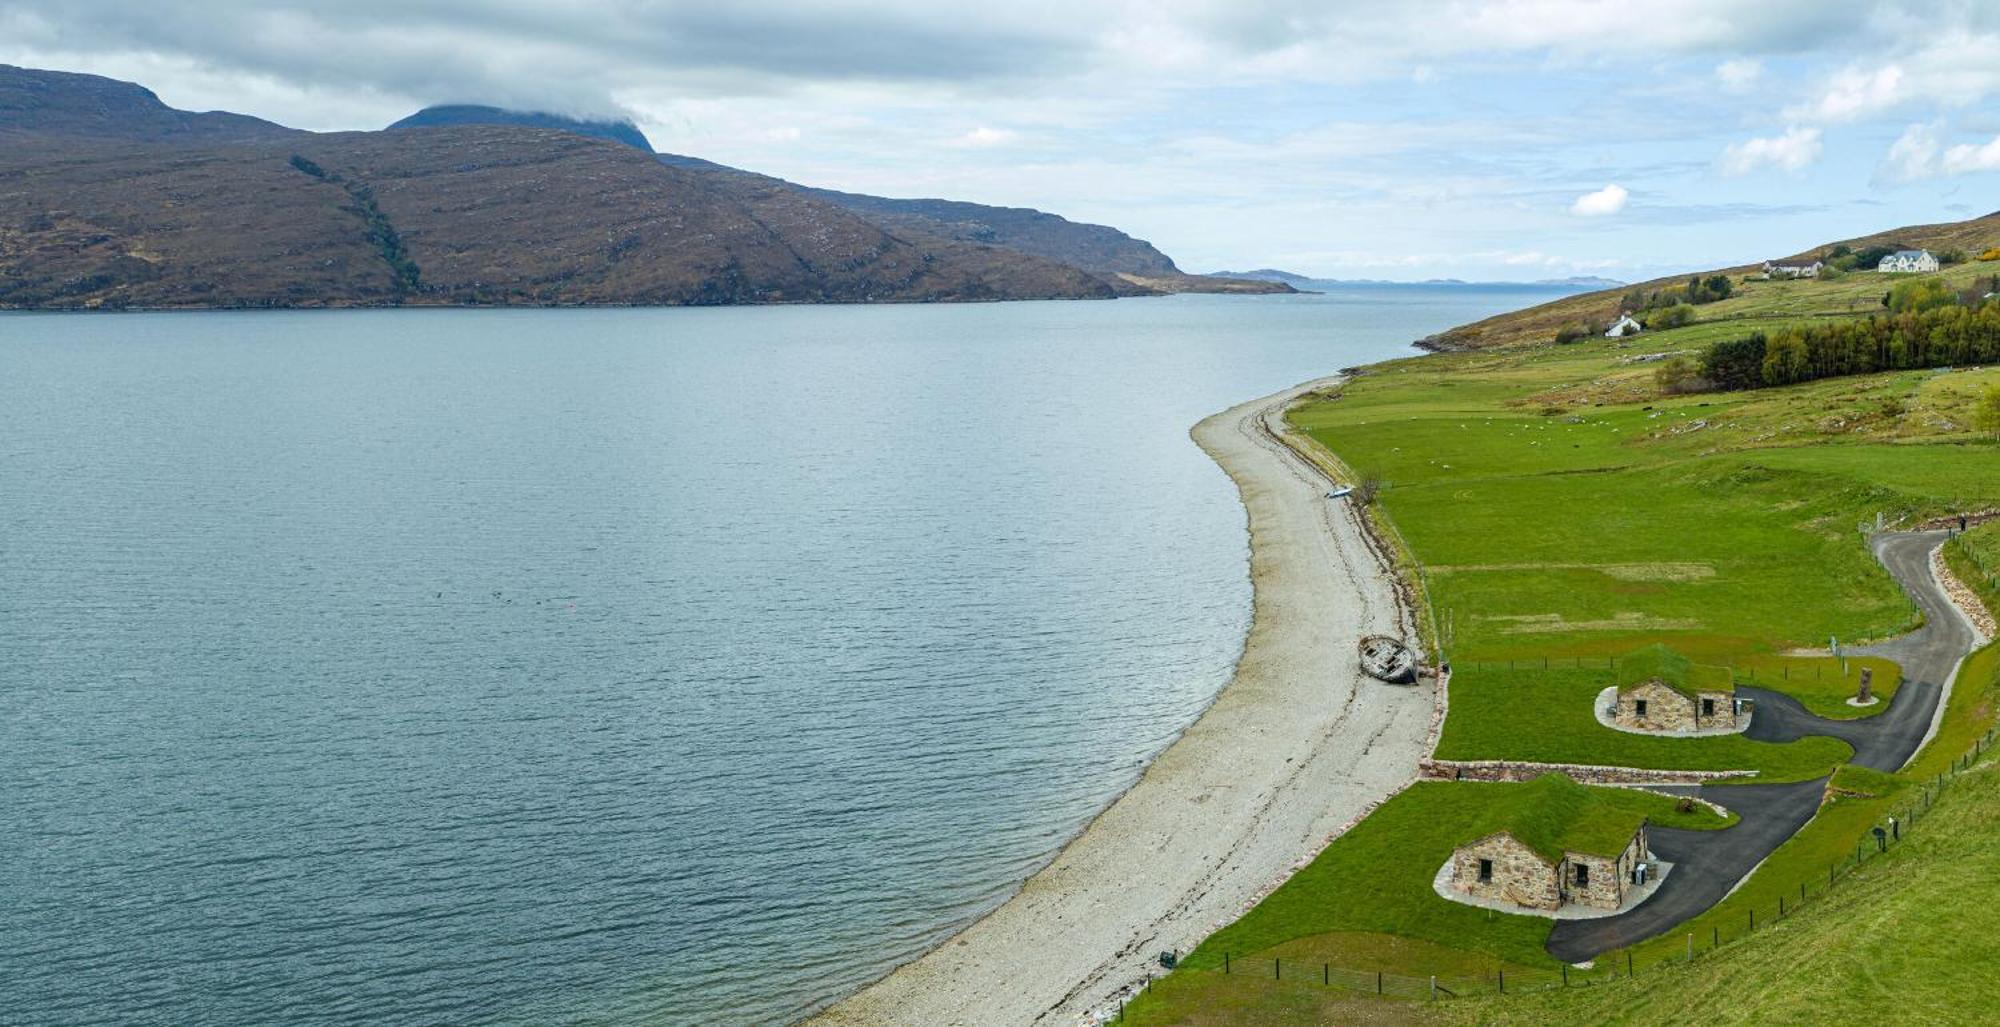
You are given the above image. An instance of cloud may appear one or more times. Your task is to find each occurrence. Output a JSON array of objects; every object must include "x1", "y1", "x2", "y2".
[
  {"x1": 1715, "y1": 58, "x2": 1762, "y2": 92},
  {"x1": 1878, "y1": 122, "x2": 1941, "y2": 182},
  {"x1": 1569, "y1": 184, "x2": 1628, "y2": 217},
  {"x1": 951, "y1": 126, "x2": 1020, "y2": 148},
  {"x1": 1942, "y1": 134, "x2": 2000, "y2": 175},
  {"x1": 1789, "y1": 65, "x2": 1904, "y2": 123},
  {"x1": 1718, "y1": 126, "x2": 1822, "y2": 175},
  {"x1": 1875, "y1": 122, "x2": 2000, "y2": 182}
]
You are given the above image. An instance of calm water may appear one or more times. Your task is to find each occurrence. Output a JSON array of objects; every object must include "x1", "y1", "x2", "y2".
[{"x1": 0, "y1": 287, "x2": 1573, "y2": 1025}]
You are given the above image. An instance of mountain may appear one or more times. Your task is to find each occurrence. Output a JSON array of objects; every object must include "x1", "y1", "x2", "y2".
[
  {"x1": 0, "y1": 67, "x2": 1136, "y2": 309},
  {"x1": 651, "y1": 153, "x2": 1288, "y2": 295},
  {"x1": 1535, "y1": 275, "x2": 1627, "y2": 287},
  {"x1": 389, "y1": 104, "x2": 653, "y2": 152},
  {"x1": 0, "y1": 64, "x2": 287, "y2": 141},
  {"x1": 1208, "y1": 268, "x2": 1317, "y2": 286}
]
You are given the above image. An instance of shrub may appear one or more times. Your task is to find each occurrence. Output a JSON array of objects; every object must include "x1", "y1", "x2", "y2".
[
  {"x1": 1887, "y1": 277, "x2": 1956, "y2": 314},
  {"x1": 1655, "y1": 356, "x2": 1703, "y2": 394},
  {"x1": 1980, "y1": 247, "x2": 2000, "y2": 262},
  {"x1": 1939, "y1": 248, "x2": 1969, "y2": 266},
  {"x1": 1979, "y1": 386, "x2": 2000, "y2": 437},
  {"x1": 1646, "y1": 304, "x2": 1696, "y2": 329},
  {"x1": 1553, "y1": 322, "x2": 1600, "y2": 345}
]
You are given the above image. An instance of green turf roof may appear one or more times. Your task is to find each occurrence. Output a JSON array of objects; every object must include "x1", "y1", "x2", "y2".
[
  {"x1": 1468, "y1": 774, "x2": 1649, "y2": 861},
  {"x1": 1614, "y1": 643, "x2": 1733, "y2": 698}
]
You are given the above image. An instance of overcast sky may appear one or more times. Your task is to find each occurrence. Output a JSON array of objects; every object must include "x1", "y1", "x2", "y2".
[{"x1": 5, "y1": 1, "x2": 1999, "y2": 281}]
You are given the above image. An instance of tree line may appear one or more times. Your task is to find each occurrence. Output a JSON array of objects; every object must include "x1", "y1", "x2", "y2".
[{"x1": 1697, "y1": 301, "x2": 2000, "y2": 390}]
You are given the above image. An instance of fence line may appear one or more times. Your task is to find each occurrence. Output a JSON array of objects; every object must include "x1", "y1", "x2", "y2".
[{"x1": 1115, "y1": 724, "x2": 1996, "y2": 1018}]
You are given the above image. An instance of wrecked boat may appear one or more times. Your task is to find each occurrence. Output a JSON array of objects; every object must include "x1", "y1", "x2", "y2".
[{"x1": 1358, "y1": 634, "x2": 1419, "y2": 684}]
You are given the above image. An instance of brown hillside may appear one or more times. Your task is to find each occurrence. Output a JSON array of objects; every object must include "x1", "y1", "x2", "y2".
[{"x1": 0, "y1": 124, "x2": 1119, "y2": 309}]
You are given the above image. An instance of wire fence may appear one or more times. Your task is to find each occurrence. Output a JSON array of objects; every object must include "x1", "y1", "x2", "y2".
[{"x1": 1110, "y1": 724, "x2": 1997, "y2": 1019}]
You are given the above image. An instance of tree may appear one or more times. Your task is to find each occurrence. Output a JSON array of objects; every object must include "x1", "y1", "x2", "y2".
[
  {"x1": 1887, "y1": 278, "x2": 1955, "y2": 313},
  {"x1": 1978, "y1": 385, "x2": 2000, "y2": 436},
  {"x1": 1762, "y1": 334, "x2": 1811, "y2": 386}
]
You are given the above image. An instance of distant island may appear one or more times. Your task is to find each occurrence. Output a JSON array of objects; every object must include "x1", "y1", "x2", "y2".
[
  {"x1": 1209, "y1": 268, "x2": 1627, "y2": 288},
  {"x1": 0, "y1": 65, "x2": 1290, "y2": 310}
]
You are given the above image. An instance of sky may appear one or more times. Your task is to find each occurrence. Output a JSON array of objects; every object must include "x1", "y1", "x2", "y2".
[{"x1": 4, "y1": 1, "x2": 2000, "y2": 282}]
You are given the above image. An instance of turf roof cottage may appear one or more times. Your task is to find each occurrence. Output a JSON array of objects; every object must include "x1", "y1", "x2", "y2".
[
  {"x1": 1446, "y1": 775, "x2": 1653, "y2": 913},
  {"x1": 1607, "y1": 645, "x2": 1747, "y2": 734}
]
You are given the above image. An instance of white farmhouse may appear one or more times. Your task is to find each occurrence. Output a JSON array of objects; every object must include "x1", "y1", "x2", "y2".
[
  {"x1": 1763, "y1": 260, "x2": 1823, "y2": 279},
  {"x1": 1605, "y1": 314, "x2": 1643, "y2": 338},
  {"x1": 1877, "y1": 249, "x2": 1940, "y2": 273}
]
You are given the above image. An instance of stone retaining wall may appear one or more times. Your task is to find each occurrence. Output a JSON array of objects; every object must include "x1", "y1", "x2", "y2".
[
  {"x1": 1934, "y1": 541, "x2": 1997, "y2": 642},
  {"x1": 1419, "y1": 758, "x2": 1757, "y2": 785}
]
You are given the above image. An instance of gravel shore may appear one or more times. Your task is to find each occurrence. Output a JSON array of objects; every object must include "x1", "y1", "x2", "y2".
[{"x1": 811, "y1": 378, "x2": 1436, "y2": 1026}]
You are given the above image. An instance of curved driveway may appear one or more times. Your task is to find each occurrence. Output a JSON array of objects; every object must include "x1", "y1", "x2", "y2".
[{"x1": 1548, "y1": 531, "x2": 1976, "y2": 961}]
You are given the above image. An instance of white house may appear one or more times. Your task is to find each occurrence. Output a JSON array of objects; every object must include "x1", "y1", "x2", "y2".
[
  {"x1": 1605, "y1": 314, "x2": 1643, "y2": 338},
  {"x1": 1763, "y1": 260, "x2": 1823, "y2": 279},
  {"x1": 1878, "y1": 249, "x2": 1940, "y2": 273}
]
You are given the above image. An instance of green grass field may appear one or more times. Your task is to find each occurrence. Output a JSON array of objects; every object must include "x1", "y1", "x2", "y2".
[
  {"x1": 1172, "y1": 779, "x2": 1733, "y2": 973},
  {"x1": 1122, "y1": 244, "x2": 2000, "y2": 1023}
]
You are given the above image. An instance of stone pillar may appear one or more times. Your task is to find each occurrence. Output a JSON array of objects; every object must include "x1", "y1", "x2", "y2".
[{"x1": 1858, "y1": 667, "x2": 1873, "y2": 705}]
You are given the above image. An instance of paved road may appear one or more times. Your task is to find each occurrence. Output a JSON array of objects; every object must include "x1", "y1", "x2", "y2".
[{"x1": 1547, "y1": 531, "x2": 1976, "y2": 961}]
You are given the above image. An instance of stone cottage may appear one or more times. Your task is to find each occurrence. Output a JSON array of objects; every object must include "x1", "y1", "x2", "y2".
[
  {"x1": 1445, "y1": 775, "x2": 1652, "y2": 913},
  {"x1": 1607, "y1": 644, "x2": 1744, "y2": 734}
]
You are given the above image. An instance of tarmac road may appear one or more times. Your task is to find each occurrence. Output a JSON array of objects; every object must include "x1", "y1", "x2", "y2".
[{"x1": 1547, "y1": 531, "x2": 1976, "y2": 961}]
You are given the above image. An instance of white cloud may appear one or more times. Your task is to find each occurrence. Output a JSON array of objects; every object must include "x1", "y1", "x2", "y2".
[
  {"x1": 1718, "y1": 126, "x2": 1822, "y2": 175},
  {"x1": 1878, "y1": 122, "x2": 1941, "y2": 182},
  {"x1": 1715, "y1": 57, "x2": 1762, "y2": 92},
  {"x1": 952, "y1": 126, "x2": 1020, "y2": 147},
  {"x1": 1789, "y1": 64, "x2": 1904, "y2": 122},
  {"x1": 1569, "y1": 184, "x2": 1628, "y2": 217},
  {"x1": 1875, "y1": 122, "x2": 2000, "y2": 182},
  {"x1": 1942, "y1": 135, "x2": 2000, "y2": 175}
]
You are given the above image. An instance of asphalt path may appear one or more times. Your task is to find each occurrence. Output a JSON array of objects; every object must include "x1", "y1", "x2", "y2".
[{"x1": 1547, "y1": 531, "x2": 1975, "y2": 961}]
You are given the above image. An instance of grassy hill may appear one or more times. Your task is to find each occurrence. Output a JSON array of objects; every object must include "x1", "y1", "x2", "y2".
[
  {"x1": 1120, "y1": 212, "x2": 2000, "y2": 1024},
  {"x1": 1420, "y1": 213, "x2": 2000, "y2": 352}
]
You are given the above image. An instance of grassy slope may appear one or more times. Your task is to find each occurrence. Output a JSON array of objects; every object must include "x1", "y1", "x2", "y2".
[
  {"x1": 1423, "y1": 211, "x2": 2000, "y2": 352},
  {"x1": 1447, "y1": 650, "x2": 2000, "y2": 1026},
  {"x1": 1288, "y1": 334, "x2": 1997, "y2": 774},
  {"x1": 1124, "y1": 643, "x2": 2000, "y2": 1025},
  {"x1": 1125, "y1": 215, "x2": 2000, "y2": 1024},
  {"x1": 1174, "y1": 781, "x2": 1733, "y2": 972}
]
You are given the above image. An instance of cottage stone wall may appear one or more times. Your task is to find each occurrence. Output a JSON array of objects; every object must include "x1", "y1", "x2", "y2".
[
  {"x1": 1614, "y1": 680, "x2": 1696, "y2": 731},
  {"x1": 1450, "y1": 832, "x2": 1559, "y2": 911},
  {"x1": 1614, "y1": 680, "x2": 1740, "y2": 733},
  {"x1": 1694, "y1": 690, "x2": 1736, "y2": 730},
  {"x1": 1559, "y1": 826, "x2": 1647, "y2": 910}
]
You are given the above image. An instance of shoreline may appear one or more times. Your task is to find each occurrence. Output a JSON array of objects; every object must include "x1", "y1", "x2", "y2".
[{"x1": 810, "y1": 377, "x2": 1436, "y2": 1025}]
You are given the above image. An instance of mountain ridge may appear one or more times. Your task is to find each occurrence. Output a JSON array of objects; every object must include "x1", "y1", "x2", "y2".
[{"x1": 0, "y1": 66, "x2": 1286, "y2": 309}]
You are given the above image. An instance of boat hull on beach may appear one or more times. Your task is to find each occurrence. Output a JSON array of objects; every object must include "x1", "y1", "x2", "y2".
[{"x1": 810, "y1": 378, "x2": 1437, "y2": 1025}]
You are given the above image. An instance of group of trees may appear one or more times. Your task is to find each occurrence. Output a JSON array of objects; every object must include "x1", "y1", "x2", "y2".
[
  {"x1": 1698, "y1": 301, "x2": 2000, "y2": 390},
  {"x1": 1620, "y1": 274, "x2": 1732, "y2": 314}
]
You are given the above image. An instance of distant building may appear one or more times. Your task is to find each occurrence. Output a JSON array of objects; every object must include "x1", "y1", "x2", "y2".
[
  {"x1": 1605, "y1": 644, "x2": 1748, "y2": 734},
  {"x1": 1877, "y1": 249, "x2": 1940, "y2": 273},
  {"x1": 1763, "y1": 260, "x2": 1823, "y2": 279},
  {"x1": 1604, "y1": 314, "x2": 1643, "y2": 338},
  {"x1": 1446, "y1": 775, "x2": 1653, "y2": 913}
]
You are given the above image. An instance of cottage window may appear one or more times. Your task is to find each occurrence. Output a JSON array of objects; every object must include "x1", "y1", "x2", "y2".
[
  {"x1": 1634, "y1": 699, "x2": 1648, "y2": 718},
  {"x1": 1702, "y1": 698, "x2": 1715, "y2": 718},
  {"x1": 1574, "y1": 864, "x2": 1589, "y2": 887},
  {"x1": 1478, "y1": 858, "x2": 1493, "y2": 882}
]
